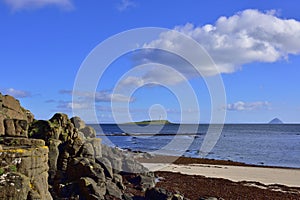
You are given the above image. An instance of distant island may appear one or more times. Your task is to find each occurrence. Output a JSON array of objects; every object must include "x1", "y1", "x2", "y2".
[
  {"x1": 269, "y1": 118, "x2": 284, "y2": 124},
  {"x1": 126, "y1": 119, "x2": 172, "y2": 125}
]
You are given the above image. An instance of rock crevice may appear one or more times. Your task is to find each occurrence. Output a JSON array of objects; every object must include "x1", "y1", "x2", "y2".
[{"x1": 0, "y1": 93, "x2": 156, "y2": 200}]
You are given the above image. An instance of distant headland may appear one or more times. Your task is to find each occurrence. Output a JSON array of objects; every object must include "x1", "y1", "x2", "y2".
[{"x1": 126, "y1": 119, "x2": 172, "y2": 125}]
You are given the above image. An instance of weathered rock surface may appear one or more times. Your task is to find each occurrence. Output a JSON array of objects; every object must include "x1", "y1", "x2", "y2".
[
  {"x1": 28, "y1": 113, "x2": 155, "y2": 199},
  {"x1": 0, "y1": 138, "x2": 52, "y2": 200},
  {"x1": 0, "y1": 93, "x2": 34, "y2": 136},
  {"x1": 0, "y1": 93, "x2": 157, "y2": 200}
]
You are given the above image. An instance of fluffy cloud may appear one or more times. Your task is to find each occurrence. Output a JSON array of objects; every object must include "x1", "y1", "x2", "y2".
[
  {"x1": 226, "y1": 101, "x2": 270, "y2": 111},
  {"x1": 137, "y1": 9, "x2": 300, "y2": 82},
  {"x1": 118, "y1": 64, "x2": 188, "y2": 89},
  {"x1": 3, "y1": 0, "x2": 74, "y2": 11},
  {"x1": 2, "y1": 88, "x2": 31, "y2": 98}
]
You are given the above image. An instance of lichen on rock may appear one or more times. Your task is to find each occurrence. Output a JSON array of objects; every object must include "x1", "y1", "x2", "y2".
[{"x1": 0, "y1": 93, "x2": 156, "y2": 200}]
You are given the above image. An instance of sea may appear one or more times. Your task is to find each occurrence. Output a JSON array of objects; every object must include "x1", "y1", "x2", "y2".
[{"x1": 90, "y1": 124, "x2": 300, "y2": 168}]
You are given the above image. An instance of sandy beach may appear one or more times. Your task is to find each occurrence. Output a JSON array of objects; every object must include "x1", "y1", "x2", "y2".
[
  {"x1": 134, "y1": 156, "x2": 300, "y2": 199},
  {"x1": 143, "y1": 163, "x2": 300, "y2": 187}
]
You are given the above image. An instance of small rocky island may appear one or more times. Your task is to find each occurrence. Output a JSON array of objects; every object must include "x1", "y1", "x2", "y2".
[
  {"x1": 268, "y1": 118, "x2": 284, "y2": 124},
  {"x1": 0, "y1": 93, "x2": 186, "y2": 200},
  {"x1": 127, "y1": 120, "x2": 172, "y2": 125}
]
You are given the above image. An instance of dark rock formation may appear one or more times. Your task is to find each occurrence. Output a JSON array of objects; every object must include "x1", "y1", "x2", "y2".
[
  {"x1": 0, "y1": 93, "x2": 34, "y2": 135},
  {"x1": 0, "y1": 93, "x2": 156, "y2": 200},
  {"x1": 145, "y1": 187, "x2": 188, "y2": 200},
  {"x1": 0, "y1": 93, "x2": 52, "y2": 200}
]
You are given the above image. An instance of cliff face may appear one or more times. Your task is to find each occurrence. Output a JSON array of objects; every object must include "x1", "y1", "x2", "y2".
[
  {"x1": 0, "y1": 94, "x2": 34, "y2": 135},
  {"x1": 0, "y1": 93, "x2": 52, "y2": 200},
  {"x1": 0, "y1": 93, "x2": 156, "y2": 200}
]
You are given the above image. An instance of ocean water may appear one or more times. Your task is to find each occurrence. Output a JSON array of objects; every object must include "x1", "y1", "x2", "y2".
[{"x1": 90, "y1": 124, "x2": 300, "y2": 168}]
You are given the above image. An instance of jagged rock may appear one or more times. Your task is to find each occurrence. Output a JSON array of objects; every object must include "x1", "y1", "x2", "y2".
[
  {"x1": 145, "y1": 188, "x2": 189, "y2": 200},
  {"x1": 96, "y1": 157, "x2": 113, "y2": 178},
  {"x1": 67, "y1": 157, "x2": 105, "y2": 183},
  {"x1": 50, "y1": 113, "x2": 76, "y2": 143},
  {"x1": 0, "y1": 142, "x2": 52, "y2": 200},
  {"x1": 80, "y1": 125, "x2": 96, "y2": 138},
  {"x1": 78, "y1": 142, "x2": 95, "y2": 159},
  {"x1": 145, "y1": 187, "x2": 170, "y2": 200},
  {"x1": 1, "y1": 93, "x2": 158, "y2": 200},
  {"x1": 139, "y1": 173, "x2": 156, "y2": 190},
  {"x1": 68, "y1": 137, "x2": 84, "y2": 156},
  {"x1": 106, "y1": 179, "x2": 123, "y2": 199},
  {"x1": 113, "y1": 173, "x2": 126, "y2": 190},
  {"x1": 79, "y1": 177, "x2": 106, "y2": 200},
  {"x1": 123, "y1": 157, "x2": 148, "y2": 173},
  {"x1": 75, "y1": 129, "x2": 86, "y2": 142},
  {"x1": 50, "y1": 113, "x2": 70, "y2": 128},
  {"x1": 102, "y1": 145, "x2": 123, "y2": 172},
  {"x1": 111, "y1": 157, "x2": 123, "y2": 173},
  {"x1": 87, "y1": 138, "x2": 102, "y2": 158},
  {"x1": 4, "y1": 119, "x2": 28, "y2": 137},
  {"x1": 29, "y1": 120, "x2": 55, "y2": 141},
  {"x1": 0, "y1": 172, "x2": 31, "y2": 200},
  {"x1": 70, "y1": 116, "x2": 86, "y2": 130},
  {"x1": 0, "y1": 93, "x2": 34, "y2": 135}
]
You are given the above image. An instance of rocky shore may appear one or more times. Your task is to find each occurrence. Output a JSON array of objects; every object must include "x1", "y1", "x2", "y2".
[
  {"x1": 0, "y1": 93, "x2": 155, "y2": 199},
  {"x1": 0, "y1": 92, "x2": 299, "y2": 200}
]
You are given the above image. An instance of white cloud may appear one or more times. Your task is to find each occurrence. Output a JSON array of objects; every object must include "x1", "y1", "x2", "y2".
[
  {"x1": 3, "y1": 0, "x2": 74, "y2": 11},
  {"x1": 118, "y1": 66, "x2": 187, "y2": 89},
  {"x1": 2, "y1": 88, "x2": 31, "y2": 98},
  {"x1": 95, "y1": 91, "x2": 134, "y2": 102},
  {"x1": 117, "y1": 0, "x2": 135, "y2": 11},
  {"x1": 59, "y1": 89, "x2": 134, "y2": 102},
  {"x1": 66, "y1": 102, "x2": 89, "y2": 109},
  {"x1": 226, "y1": 101, "x2": 270, "y2": 111},
  {"x1": 140, "y1": 9, "x2": 300, "y2": 78}
]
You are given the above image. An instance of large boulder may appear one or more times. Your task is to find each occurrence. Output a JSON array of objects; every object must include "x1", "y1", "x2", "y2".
[
  {"x1": 79, "y1": 177, "x2": 106, "y2": 200},
  {"x1": 0, "y1": 172, "x2": 31, "y2": 200},
  {"x1": 4, "y1": 119, "x2": 28, "y2": 137},
  {"x1": 145, "y1": 188, "x2": 187, "y2": 200},
  {"x1": 80, "y1": 126, "x2": 96, "y2": 138},
  {"x1": 67, "y1": 157, "x2": 105, "y2": 183},
  {"x1": 106, "y1": 179, "x2": 123, "y2": 199},
  {"x1": 0, "y1": 93, "x2": 34, "y2": 136},
  {"x1": 70, "y1": 116, "x2": 86, "y2": 130},
  {"x1": 0, "y1": 138, "x2": 52, "y2": 200}
]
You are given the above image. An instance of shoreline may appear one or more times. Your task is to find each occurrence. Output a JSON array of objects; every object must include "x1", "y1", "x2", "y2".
[
  {"x1": 137, "y1": 154, "x2": 300, "y2": 169},
  {"x1": 137, "y1": 155, "x2": 300, "y2": 199},
  {"x1": 144, "y1": 163, "x2": 300, "y2": 187},
  {"x1": 138, "y1": 155, "x2": 300, "y2": 187}
]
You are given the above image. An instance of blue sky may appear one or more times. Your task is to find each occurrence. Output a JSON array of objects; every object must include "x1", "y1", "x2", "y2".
[{"x1": 1, "y1": 0, "x2": 300, "y2": 123}]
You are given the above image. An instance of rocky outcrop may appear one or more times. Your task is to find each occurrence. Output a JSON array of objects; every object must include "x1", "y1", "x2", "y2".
[
  {"x1": 28, "y1": 113, "x2": 154, "y2": 199},
  {"x1": 0, "y1": 93, "x2": 156, "y2": 199},
  {"x1": 0, "y1": 138, "x2": 52, "y2": 200},
  {"x1": 0, "y1": 93, "x2": 52, "y2": 200},
  {"x1": 0, "y1": 93, "x2": 34, "y2": 135}
]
